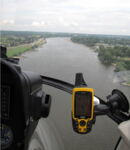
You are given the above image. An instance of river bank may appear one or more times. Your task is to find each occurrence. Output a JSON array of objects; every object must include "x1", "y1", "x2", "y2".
[
  {"x1": 71, "y1": 38, "x2": 130, "y2": 86},
  {"x1": 115, "y1": 71, "x2": 130, "y2": 87},
  {"x1": 7, "y1": 38, "x2": 46, "y2": 57}
]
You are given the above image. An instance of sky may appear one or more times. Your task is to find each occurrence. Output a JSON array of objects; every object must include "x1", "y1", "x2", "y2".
[{"x1": 0, "y1": 0, "x2": 130, "y2": 35}]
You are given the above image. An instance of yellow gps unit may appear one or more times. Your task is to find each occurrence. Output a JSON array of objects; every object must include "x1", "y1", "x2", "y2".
[{"x1": 72, "y1": 87, "x2": 94, "y2": 134}]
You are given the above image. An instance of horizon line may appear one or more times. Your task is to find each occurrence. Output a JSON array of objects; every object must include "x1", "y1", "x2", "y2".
[{"x1": 1, "y1": 30, "x2": 130, "y2": 37}]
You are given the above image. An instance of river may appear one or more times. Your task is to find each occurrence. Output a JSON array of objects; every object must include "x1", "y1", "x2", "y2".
[{"x1": 20, "y1": 38, "x2": 130, "y2": 150}]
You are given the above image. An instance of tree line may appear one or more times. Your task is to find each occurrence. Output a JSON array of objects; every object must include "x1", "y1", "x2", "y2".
[
  {"x1": 1, "y1": 31, "x2": 44, "y2": 47},
  {"x1": 71, "y1": 35, "x2": 130, "y2": 46},
  {"x1": 98, "y1": 46, "x2": 130, "y2": 71}
]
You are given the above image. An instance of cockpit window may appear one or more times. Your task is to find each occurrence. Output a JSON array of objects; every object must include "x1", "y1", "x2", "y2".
[{"x1": 1, "y1": 0, "x2": 130, "y2": 150}]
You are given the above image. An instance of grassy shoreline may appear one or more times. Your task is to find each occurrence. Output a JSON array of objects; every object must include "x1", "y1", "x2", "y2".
[{"x1": 7, "y1": 38, "x2": 46, "y2": 57}]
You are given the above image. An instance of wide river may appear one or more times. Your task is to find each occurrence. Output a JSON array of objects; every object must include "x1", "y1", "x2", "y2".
[{"x1": 20, "y1": 38, "x2": 130, "y2": 150}]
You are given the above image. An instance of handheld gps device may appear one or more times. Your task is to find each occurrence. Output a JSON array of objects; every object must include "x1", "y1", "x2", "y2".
[{"x1": 72, "y1": 73, "x2": 94, "y2": 134}]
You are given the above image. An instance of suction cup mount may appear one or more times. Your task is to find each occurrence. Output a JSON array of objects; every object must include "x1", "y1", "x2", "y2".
[{"x1": 107, "y1": 89, "x2": 129, "y2": 113}]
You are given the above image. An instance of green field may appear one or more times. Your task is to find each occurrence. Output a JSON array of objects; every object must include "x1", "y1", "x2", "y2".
[
  {"x1": 1, "y1": 31, "x2": 47, "y2": 57},
  {"x1": 7, "y1": 38, "x2": 46, "y2": 57},
  {"x1": 7, "y1": 45, "x2": 32, "y2": 57}
]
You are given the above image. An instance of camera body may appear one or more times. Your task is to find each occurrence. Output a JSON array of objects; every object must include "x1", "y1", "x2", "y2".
[{"x1": 1, "y1": 55, "x2": 51, "y2": 149}]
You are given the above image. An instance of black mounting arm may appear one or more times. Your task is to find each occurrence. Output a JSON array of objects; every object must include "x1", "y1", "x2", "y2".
[
  {"x1": 41, "y1": 75, "x2": 74, "y2": 94},
  {"x1": 41, "y1": 73, "x2": 130, "y2": 124}
]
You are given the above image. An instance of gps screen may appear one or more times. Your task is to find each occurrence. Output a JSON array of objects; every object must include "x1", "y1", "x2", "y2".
[{"x1": 75, "y1": 91, "x2": 92, "y2": 118}]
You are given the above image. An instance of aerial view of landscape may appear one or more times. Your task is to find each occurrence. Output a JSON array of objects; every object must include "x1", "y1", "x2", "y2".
[{"x1": 1, "y1": 30, "x2": 130, "y2": 86}]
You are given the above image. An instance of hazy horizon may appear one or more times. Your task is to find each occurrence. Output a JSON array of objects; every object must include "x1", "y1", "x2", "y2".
[{"x1": 1, "y1": 30, "x2": 130, "y2": 37}]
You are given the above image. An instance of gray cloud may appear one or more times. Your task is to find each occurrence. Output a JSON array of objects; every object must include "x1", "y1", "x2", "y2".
[{"x1": 0, "y1": 0, "x2": 130, "y2": 35}]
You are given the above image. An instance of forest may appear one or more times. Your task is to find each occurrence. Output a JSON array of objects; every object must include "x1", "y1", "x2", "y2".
[
  {"x1": 98, "y1": 46, "x2": 130, "y2": 71},
  {"x1": 71, "y1": 34, "x2": 130, "y2": 46}
]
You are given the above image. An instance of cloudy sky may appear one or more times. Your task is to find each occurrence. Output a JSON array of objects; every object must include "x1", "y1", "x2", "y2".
[{"x1": 0, "y1": 0, "x2": 130, "y2": 35}]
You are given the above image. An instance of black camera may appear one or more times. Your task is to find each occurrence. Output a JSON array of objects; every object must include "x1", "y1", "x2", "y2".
[{"x1": 1, "y1": 46, "x2": 51, "y2": 150}]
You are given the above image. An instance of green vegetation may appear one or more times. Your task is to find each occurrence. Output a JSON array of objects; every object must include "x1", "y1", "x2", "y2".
[
  {"x1": 98, "y1": 46, "x2": 130, "y2": 71},
  {"x1": 71, "y1": 35, "x2": 130, "y2": 72},
  {"x1": 115, "y1": 61, "x2": 130, "y2": 72},
  {"x1": 71, "y1": 34, "x2": 130, "y2": 47},
  {"x1": 0, "y1": 31, "x2": 46, "y2": 47},
  {"x1": 71, "y1": 35, "x2": 130, "y2": 85},
  {"x1": 71, "y1": 36, "x2": 97, "y2": 47},
  {"x1": 0, "y1": 31, "x2": 46, "y2": 57},
  {"x1": 7, "y1": 45, "x2": 32, "y2": 57},
  {"x1": 7, "y1": 38, "x2": 45, "y2": 57}
]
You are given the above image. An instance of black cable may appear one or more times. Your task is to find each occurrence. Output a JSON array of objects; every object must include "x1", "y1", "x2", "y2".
[{"x1": 114, "y1": 136, "x2": 122, "y2": 150}]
